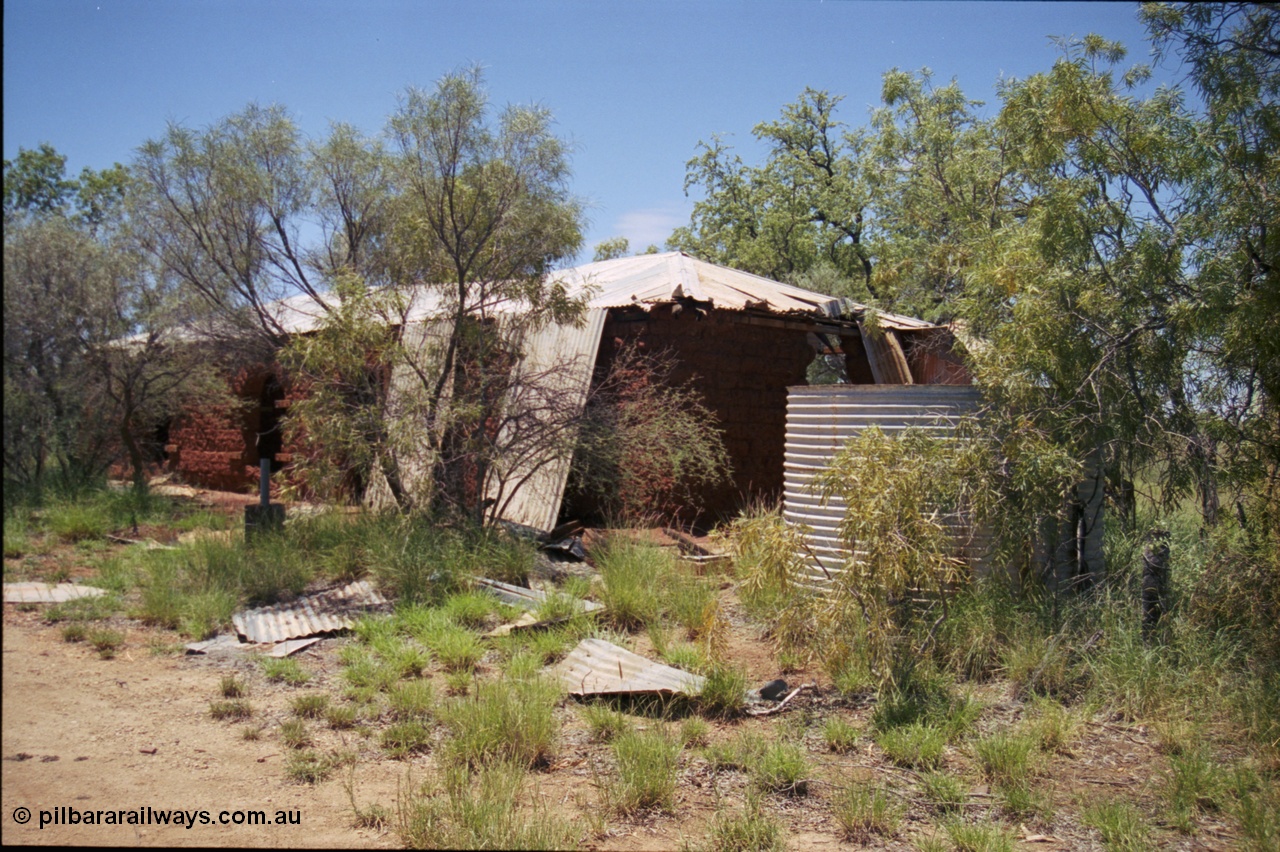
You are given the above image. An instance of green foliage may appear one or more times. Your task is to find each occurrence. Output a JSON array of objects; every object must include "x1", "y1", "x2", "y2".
[
  {"x1": 279, "y1": 719, "x2": 312, "y2": 749},
  {"x1": 751, "y1": 738, "x2": 811, "y2": 796},
  {"x1": 700, "y1": 793, "x2": 785, "y2": 852},
  {"x1": 261, "y1": 657, "x2": 311, "y2": 686},
  {"x1": 919, "y1": 771, "x2": 968, "y2": 814},
  {"x1": 823, "y1": 716, "x2": 860, "y2": 753},
  {"x1": 381, "y1": 720, "x2": 432, "y2": 758},
  {"x1": 608, "y1": 727, "x2": 681, "y2": 813},
  {"x1": 209, "y1": 699, "x2": 253, "y2": 721},
  {"x1": 285, "y1": 750, "x2": 335, "y2": 784},
  {"x1": 581, "y1": 703, "x2": 633, "y2": 743},
  {"x1": 439, "y1": 674, "x2": 560, "y2": 769},
  {"x1": 290, "y1": 693, "x2": 330, "y2": 719},
  {"x1": 816, "y1": 426, "x2": 991, "y2": 685},
  {"x1": 875, "y1": 723, "x2": 946, "y2": 770},
  {"x1": 396, "y1": 761, "x2": 578, "y2": 850},
  {"x1": 1082, "y1": 800, "x2": 1150, "y2": 852},
  {"x1": 833, "y1": 784, "x2": 901, "y2": 843},
  {"x1": 568, "y1": 342, "x2": 732, "y2": 524}
]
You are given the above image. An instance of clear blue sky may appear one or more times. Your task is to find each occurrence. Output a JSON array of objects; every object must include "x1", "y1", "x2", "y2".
[{"x1": 4, "y1": 1, "x2": 1160, "y2": 262}]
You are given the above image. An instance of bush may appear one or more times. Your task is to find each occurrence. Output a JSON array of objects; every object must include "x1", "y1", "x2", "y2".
[{"x1": 566, "y1": 341, "x2": 731, "y2": 524}]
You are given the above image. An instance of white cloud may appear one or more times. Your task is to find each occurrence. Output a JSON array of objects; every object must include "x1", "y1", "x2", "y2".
[{"x1": 612, "y1": 204, "x2": 689, "y2": 252}]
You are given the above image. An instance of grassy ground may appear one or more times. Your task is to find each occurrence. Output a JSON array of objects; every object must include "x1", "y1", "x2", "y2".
[{"x1": 3, "y1": 484, "x2": 1277, "y2": 850}]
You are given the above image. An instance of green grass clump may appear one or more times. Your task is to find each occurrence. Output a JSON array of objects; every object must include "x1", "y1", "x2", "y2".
[
  {"x1": 609, "y1": 728, "x2": 680, "y2": 813},
  {"x1": 701, "y1": 793, "x2": 785, "y2": 852},
  {"x1": 441, "y1": 591, "x2": 500, "y2": 629},
  {"x1": 752, "y1": 738, "x2": 810, "y2": 796},
  {"x1": 380, "y1": 720, "x2": 433, "y2": 758},
  {"x1": 595, "y1": 536, "x2": 668, "y2": 630},
  {"x1": 973, "y1": 730, "x2": 1037, "y2": 785},
  {"x1": 581, "y1": 703, "x2": 633, "y2": 743},
  {"x1": 325, "y1": 705, "x2": 358, "y2": 730},
  {"x1": 291, "y1": 693, "x2": 330, "y2": 719},
  {"x1": 261, "y1": 656, "x2": 311, "y2": 686},
  {"x1": 279, "y1": 719, "x2": 312, "y2": 749},
  {"x1": 919, "y1": 771, "x2": 968, "y2": 814},
  {"x1": 1082, "y1": 800, "x2": 1150, "y2": 851},
  {"x1": 87, "y1": 627, "x2": 125, "y2": 659},
  {"x1": 876, "y1": 723, "x2": 946, "y2": 769},
  {"x1": 944, "y1": 818, "x2": 1014, "y2": 852},
  {"x1": 680, "y1": 717, "x2": 710, "y2": 748},
  {"x1": 220, "y1": 675, "x2": 248, "y2": 698},
  {"x1": 823, "y1": 716, "x2": 860, "y2": 753},
  {"x1": 440, "y1": 675, "x2": 560, "y2": 769},
  {"x1": 696, "y1": 664, "x2": 748, "y2": 717},
  {"x1": 833, "y1": 785, "x2": 901, "y2": 843},
  {"x1": 61, "y1": 623, "x2": 87, "y2": 643},
  {"x1": 430, "y1": 625, "x2": 484, "y2": 673},
  {"x1": 396, "y1": 760, "x2": 576, "y2": 850},
  {"x1": 209, "y1": 699, "x2": 253, "y2": 721},
  {"x1": 285, "y1": 750, "x2": 334, "y2": 784},
  {"x1": 387, "y1": 680, "x2": 435, "y2": 721},
  {"x1": 1162, "y1": 747, "x2": 1228, "y2": 833}
]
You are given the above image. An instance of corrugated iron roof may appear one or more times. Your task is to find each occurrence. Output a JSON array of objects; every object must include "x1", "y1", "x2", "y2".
[
  {"x1": 231, "y1": 580, "x2": 390, "y2": 644},
  {"x1": 552, "y1": 637, "x2": 706, "y2": 696}
]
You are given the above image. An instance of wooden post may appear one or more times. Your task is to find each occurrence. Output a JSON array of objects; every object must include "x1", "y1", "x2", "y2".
[{"x1": 1141, "y1": 529, "x2": 1170, "y2": 641}]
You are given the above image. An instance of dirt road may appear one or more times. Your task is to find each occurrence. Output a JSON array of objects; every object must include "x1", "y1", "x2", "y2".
[{"x1": 1, "y1": 610, "x2": 397, "y2": 848}]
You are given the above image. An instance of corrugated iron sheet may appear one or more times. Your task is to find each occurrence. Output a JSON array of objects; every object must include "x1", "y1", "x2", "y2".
[
  {"x1": 784, "y1": 385, "x2": 988, "y2": 586},
  {"x1": 483, "y1": 308, "x2": 607, "y2": 531},
  {"x1": 474, "y1": 577, "x2": 603, "y2": 614},
  {"x1": 231, "y1": 580, "x2": 389, "y2": 644},
  {"x1": 3, "y1": 582, "x2": 108, "y2": 604},
  {"x1": 553, "y1": 638, "x2": 706, "y2": 696}
]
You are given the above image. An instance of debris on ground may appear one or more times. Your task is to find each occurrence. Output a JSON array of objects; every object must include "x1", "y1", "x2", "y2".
[
  {"x1": 230, "y1": 580, "x2": 389, "y2": 644},
  {"x1": 553, "y1": 637, "x2": 706, "y2": 697},
  {"x1": 3, "y1": 582, "x2": 108, "y2": 604},
  {"x1": 474, "y1": 576, "x2": 603, "y2": 614},
  {"x1": 184, "y1": 634, "x2": 321, "y2": 657}
]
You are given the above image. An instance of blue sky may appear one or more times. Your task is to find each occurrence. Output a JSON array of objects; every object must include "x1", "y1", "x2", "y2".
[{"x1": 4, "y1": 1, "x2": 1160, "y2": 262}]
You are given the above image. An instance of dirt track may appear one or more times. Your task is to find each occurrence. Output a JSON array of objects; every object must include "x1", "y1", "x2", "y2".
[{"x1": 1, "y1": 609, "x2": 398, "y2": 848}]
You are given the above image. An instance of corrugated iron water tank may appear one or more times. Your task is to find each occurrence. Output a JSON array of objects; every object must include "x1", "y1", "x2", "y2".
[{"x1": 783, "y1": 384, "x2": 989, "y2": 588}]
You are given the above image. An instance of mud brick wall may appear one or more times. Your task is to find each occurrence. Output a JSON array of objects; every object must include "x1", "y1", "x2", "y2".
[
  {"x1": 167, "y1": 364, "x2": 307, "y2": 494},
  {"x1": 597, "y1": 305, "x2": 819, "y2": 522}
]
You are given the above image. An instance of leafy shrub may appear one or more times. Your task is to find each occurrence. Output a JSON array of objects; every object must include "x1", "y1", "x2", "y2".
[{"x1": 566, "y1": 341, "x2": 731, "y2": 524}]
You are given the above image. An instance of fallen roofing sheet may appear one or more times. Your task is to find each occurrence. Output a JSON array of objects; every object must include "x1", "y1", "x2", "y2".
[
  {"x1": 3, "y1": 582, "x2": 108, "y2": 604},
  {"x1": 553, "y1": 638, "x2": 706, "y2": 697},
  {"x1": 185, "y1": 634, "x2": 321, "y2": 657},
  {"x1": 475, "y1": 577, "x2": 603, "y2": 614},
  {"x1": 231, "y1": 580, "x2": 389, "y2": 644}
]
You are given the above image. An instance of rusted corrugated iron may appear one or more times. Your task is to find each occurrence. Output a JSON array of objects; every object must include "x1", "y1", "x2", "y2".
[
  {"x1": 474, "y1": 576, "x2": 603, "y2": 614},
  {"x1": 783, "y1": 385, "x2": 988, "y2": 587},
  {"x1": 3, "y1": 582, "x2": 108, "y2": 604},
  {"x1": 553, "y1": 638, "x2": 706, "y2": 697},
  {"x1": 231, "y1": 580, "x2": 389, "y2": 644}
]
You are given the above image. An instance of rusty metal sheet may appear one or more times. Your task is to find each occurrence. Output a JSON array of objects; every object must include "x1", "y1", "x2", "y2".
[
  {"x1": 3, "y1": 582, "x2": 108, "y2": 604},
  {"x1": 475, "y1": 577, "x2": 603, "y2": 614},
  {"x1": 552, "y1": 638, "x2": 706, "y2": 697},
  {"x1": 231, "y1": 580, "x2": 389, "y2": 644}
]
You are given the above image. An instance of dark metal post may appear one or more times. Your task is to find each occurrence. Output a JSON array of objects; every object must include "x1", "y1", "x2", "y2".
[
  {"x1": 245, "y1": 457, "x2": 285, "y2": 539},
  {"x1": 1141, "y1": 528, "x2": 1170, "y2": 641}
]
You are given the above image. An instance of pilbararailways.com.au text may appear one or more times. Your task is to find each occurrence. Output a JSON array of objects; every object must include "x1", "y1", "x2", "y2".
[{"x1": 36, "y1": 806, "x2": 300, "y2": 829}]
